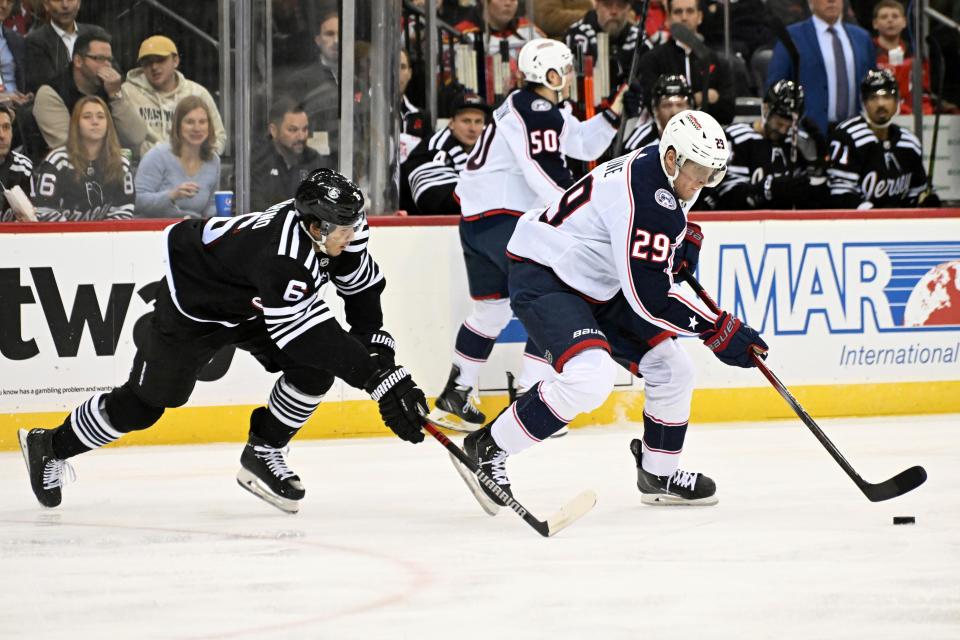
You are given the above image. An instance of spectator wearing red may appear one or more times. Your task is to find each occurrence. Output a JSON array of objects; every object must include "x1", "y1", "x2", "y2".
[
  {"x1": 2, "y1": 0, "x2": 34, "y2": 35},
  {"x1": 872, "y1": 0, "x2": 932, "y2": 115},
  {"x1": 0, "y1": 0, "x2": 28, "y2": 102}
]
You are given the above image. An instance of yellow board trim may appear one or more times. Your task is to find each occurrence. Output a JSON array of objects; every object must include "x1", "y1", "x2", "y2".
[{"x1": 2, "y1": 380, "x2": 959, "y2": 451}]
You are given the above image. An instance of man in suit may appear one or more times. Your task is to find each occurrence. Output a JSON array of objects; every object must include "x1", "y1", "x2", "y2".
[
  {"x1": 765, "y1": 0, "x2": 875, "y2": 134},
  {"x1": 25, "y1": 0, "x2": 96, "y2": 94}
]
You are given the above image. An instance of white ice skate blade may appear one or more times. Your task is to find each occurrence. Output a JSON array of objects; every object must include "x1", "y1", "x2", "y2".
[
  {"x1": 428, "y1": 408, "x2": 483, "y2": 433},
  {"x1": 548, "y1": 426, "x2": 569, "y2": 439},
  {"x1": 545, "y1": 490, "x2": 598, "y2": 535},
  {"x1": 447, "y1": 453, "x2": 500, "y2": 516},
  {"x1": 641, "y1": 493, "x2": 719, "y2": 506},
  {"x1": 17, "y1": 428, "x2": 29, "y2": 471},
  {"x1": 236, "y1": 468, "x2": 300, "y2": 514}
]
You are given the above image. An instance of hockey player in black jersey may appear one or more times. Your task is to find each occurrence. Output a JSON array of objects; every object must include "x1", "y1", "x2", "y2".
[
  {"x1": 828, "y1": 68, "x2": 939, "y2": 209},
  {"x1": 400, "y1": 92, "x2": 490, "y2": 215},
  {"x1": 712, "y1": 79, "x2": 830, "y2": 210},
  {"x1": 623, "y1": 74, "x2": 695, "y2": 152},
  {"x1": 18, "y1": 169, "x2": 429, "y2": 514}
]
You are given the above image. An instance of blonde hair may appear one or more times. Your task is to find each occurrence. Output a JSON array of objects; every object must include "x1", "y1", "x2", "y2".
[
  {"x1": 66, "y1": 95, "x2": 125, "y2": 186},
  {"x1": 170, "y1": 95, "x2": 214, "y2": 161}
]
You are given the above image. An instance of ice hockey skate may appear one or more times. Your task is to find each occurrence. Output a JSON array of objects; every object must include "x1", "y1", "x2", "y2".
[
  {"x1": 19, "y1": 428, "x2": 74, "y2": 508},
  {"x1": 237, "y1": 435, "x2": 305, "y2": 514},
  {"x1": 630, "y1": 439, "x2": 718, "y2": 506},
  {"x1": 429, "y1": 365, "x2": 486, "y2": 432},
  {"x1": 447, "y1": 425, "x2": 514, "y2": 516}
]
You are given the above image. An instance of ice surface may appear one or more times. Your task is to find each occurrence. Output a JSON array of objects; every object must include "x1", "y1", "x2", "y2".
[{"x1": 1, "y1": 415, "x2": 958, "y2": 639}]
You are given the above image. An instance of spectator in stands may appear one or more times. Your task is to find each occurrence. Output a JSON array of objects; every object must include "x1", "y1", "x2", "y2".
[
  {"x1": 565, "y1": 0, "x2": 652, "y2": 98},
  {"x1": 33, "y1": 95, "x2": 134, "y2": 221},
  {"x1": 764, "y1": 0, "x2": 810, "y2": 26},
  {"x1": 827, "y1": 68, "x2": 938, "y2": 209},
  {"x1": 636, "y1": 0, "x2": 736, "y2": 124},
  {"x1": 0, "y1": 104, "x2": 33, "y2": 220},
  {"x1": 624, "y1": 73, "x2": 694, "y2": 151},
  {"x1": 135, "y1": 95, "x2": 220, "y2": 219},
  {"x1": 249, "y1": 97, "x2": 330, "y2": 212},
  {"x1": 872, "y1": 0, "x2": 932, "y2": 115},
  {"x1": 25, "y1": 0, "x2": 97, "y2": 93},
  {"x1": 633, "y1": 0, "x2": 670, "y2": 44},
  {"x1": 765, "y1": 0, "x2": 875, "y2": 134},
  {"x1": 0, "y1": 0, "x2": 28, "y2": 102},
  {"x1": 401, "y1": 92, "x2": 490, "y2": 215},
  {"x1": 2, "y1": 0, "x2": 33, "y2": 35},
  {"x1": 400, "y1": 48, "x2": 432, "y2": 164},
  {"x1": 275, "y1": 5, "x2": 339, "y2": 158},
  {"x1": 33, "y1": 29, "x2": 147, "y2": 154},
  {"x1": 534, "y1": 0, "x2": 591, "y2": 39},
  {"x1": 455, "y1": 0, "x2": 544, "y2": 100},
  {"x1": 123, "y1": 35, "x2": 227, "y2": 156}
]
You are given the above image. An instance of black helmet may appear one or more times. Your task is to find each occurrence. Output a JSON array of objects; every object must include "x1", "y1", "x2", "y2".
[
  {"x1": 650, "y1": 74, "x2": 695, "y2": 111},
  {"x1": 860, "y1": 68, "x2": 899, "y2": 101},
  {"x1": 294, "y1": 168, "x2": 364, "y2": 229},
  {"x1": 764, "y1": 79, "x2": 805, "y2": 119}
]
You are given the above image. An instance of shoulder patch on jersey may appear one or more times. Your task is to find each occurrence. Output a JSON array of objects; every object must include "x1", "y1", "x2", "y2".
[
  {"x1": 654, "y1": 188, "x2": 677, "y2": 210},
  {"x1": 531, "y1": 99, "x2": 551, "y2": 112}
]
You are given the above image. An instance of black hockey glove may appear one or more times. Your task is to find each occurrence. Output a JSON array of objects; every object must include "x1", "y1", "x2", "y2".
[
  {"x1": 699, "y1": 311, "x2": 769, "y2": 368},
  {"x1": 357, "y1": 330, "x2": 396, "y2": 367},
  {"x1": 672, "y1": 222, "x2": 703, "y2": 275},
  {"x1": 364, "y1": 365, "x2": 426, "y2": 443},
  {"x1": 622, "y1": 80, "x2": 644, "y2": 119},
  {"x1": 765, "y1": 173, "x2": 806, "y2": 205}
]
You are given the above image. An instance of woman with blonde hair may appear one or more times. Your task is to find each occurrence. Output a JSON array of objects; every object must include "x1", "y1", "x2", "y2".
[
  {"x1": 33, "y1": 95, "x2": 135, "y2": 221},
  {"x1": 135, "y1": 94, "x2": 221, "y2": 218}
]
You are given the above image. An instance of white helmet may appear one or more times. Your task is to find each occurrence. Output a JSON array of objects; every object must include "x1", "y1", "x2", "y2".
[
  {"x1": 658, "y1": 110, "x2": 729, "y2": 190},
  {"x1": 518, "y1": 39, "x2": 573, "y2": 92}
]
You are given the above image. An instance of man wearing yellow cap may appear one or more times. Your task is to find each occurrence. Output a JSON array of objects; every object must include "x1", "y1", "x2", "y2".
[{"x1": 122, "y1": 35, "x2": 226, "y2": 156}]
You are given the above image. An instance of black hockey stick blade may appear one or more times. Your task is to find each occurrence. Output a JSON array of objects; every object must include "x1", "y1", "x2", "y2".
[
  {"x1": 668, "y1": 23, "x2": 713, "y2": 62},
  {"x1": 422, "y1": 417, "x2": 597, "y2": 537},
  {"x1": 677, "y1": 267, "x2": 928, "y2": 502}
]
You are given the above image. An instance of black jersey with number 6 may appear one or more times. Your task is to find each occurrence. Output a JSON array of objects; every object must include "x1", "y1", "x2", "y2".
[{"x1": 164, "y1": 199, "x2": 385, "y2": 386}]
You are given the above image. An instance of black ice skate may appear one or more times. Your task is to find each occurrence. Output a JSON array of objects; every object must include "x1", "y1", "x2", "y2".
[
  {"x1": 237, "y1": 436, "x2": 305, "y2": 514},
  {"x1": 507, "y1": 372, "x2": 567, "y2": 439},
  {"x1": 448, "y1": 426, "x2": 512, "y2": 516},
  {"x1": 429, "y1": 365, "x2": 486, "y2": 432},
  {"x1": 18, "y1": 428, "x2": 74, "y2": 508},
  {"x1": 630, "y1": 439, "x2": 718, "y2": 506}
]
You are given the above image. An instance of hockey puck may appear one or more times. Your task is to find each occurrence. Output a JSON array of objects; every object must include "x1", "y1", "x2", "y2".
[{"x1": 893, "y1": 516, "x2": 916, "y2": 525}]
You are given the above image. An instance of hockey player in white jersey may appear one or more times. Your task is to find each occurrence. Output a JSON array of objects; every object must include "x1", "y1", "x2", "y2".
[
  {"x1": 452, "y1": 110, "x2": 769, "y2": 508},
  {"x1": 430, "y1": 38, "x2": 637, "y2": 432}
]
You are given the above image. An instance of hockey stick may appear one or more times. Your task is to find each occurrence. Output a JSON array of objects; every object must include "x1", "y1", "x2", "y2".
[
  {"x1": 677, "y1": 267, "x2": 927, "y2": 502},
  {"x1": 421, "y1": 417, "x2": 598, "y2": 537},
  {"x1": 611, "y1": 0, "x2": 650, "y2": 156},
  {"x1": 765, "y1": 14, "x2": 802, "y2": 163},
  {"x1": 668, "y1": 23, "x2": 713, "y2": 108}
]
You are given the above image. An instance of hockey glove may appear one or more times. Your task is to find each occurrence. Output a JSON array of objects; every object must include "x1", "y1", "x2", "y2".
[
  {"x1": 622, "y1": 81, "x2": 644, "y2": 119},
  {"x1": 764, "y1": 173, "x2": 806, "y2": 205},
  {"x1": 672, "y1": 222, "x2": 703, "y2": 275},
  {"x1": 358, "y1": 330, "x2": 396, "y2": 367},
  {"x1": 364, "y1": 365, "x2": 426, "y2": 443},
  {"x1": 699, "y1": 311, "x2": 769, "y2": 368}
]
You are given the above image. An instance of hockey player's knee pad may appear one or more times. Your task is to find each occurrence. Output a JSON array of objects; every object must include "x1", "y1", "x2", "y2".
[
  {"x1": 550, "y1": 349, "x2": 618, "y2": 416},
  {"x1": 282, "y1": 370, "x2": 336, "y2": 398},
  {"x1": 104, "y1": 384, "x2": 165, "y2": 432},
  {"x1": 642, "y1": 341, "x2": 696, "y2": 409},
  {"x1": 465, "y1": 298, "x2": 513, "y2": 338}
]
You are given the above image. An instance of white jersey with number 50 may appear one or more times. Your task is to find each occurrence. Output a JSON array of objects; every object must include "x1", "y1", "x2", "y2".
[
  {"x1": 507, "y1": 148, "x2": 716, "y2": 336},
  {"x1": 455, "y1": 87, "x2": 619, "y2": 220}
]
